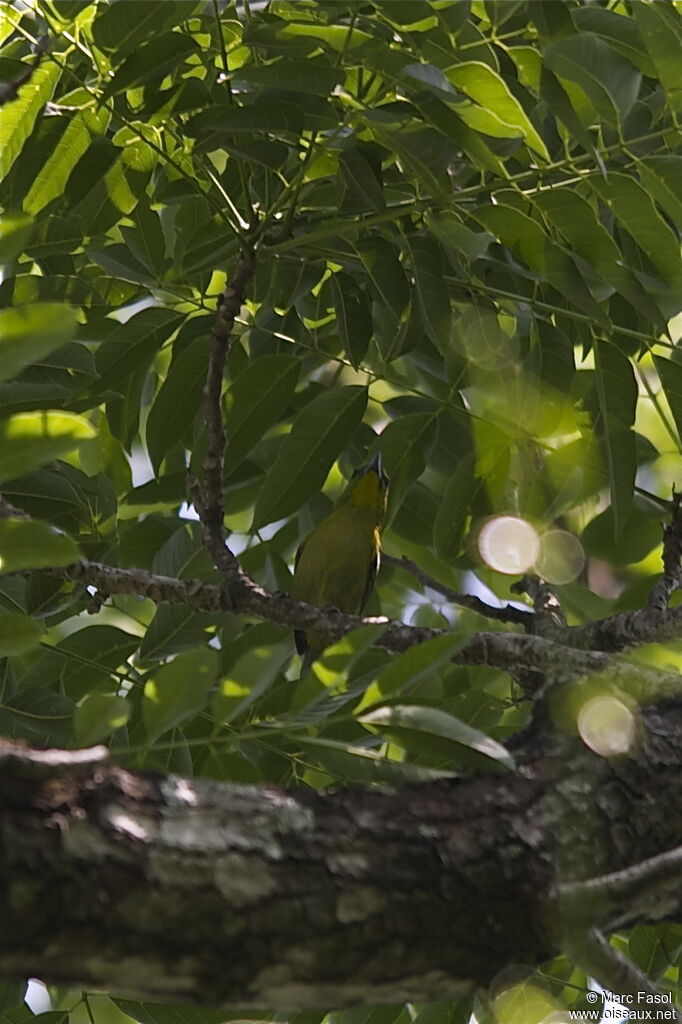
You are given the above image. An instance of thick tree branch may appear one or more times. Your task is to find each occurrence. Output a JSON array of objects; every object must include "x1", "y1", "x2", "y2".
[
  {"x1": 2, "y1": 698, "x2": 682, "y2": 1010},
  {"x1": 31, "y1": 560, "x2": 682, "y2": 700}
]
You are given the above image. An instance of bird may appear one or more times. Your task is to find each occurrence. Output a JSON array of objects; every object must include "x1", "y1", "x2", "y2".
[{"x1": 291, "y1": 452, "x2": 389, "y2": 673}]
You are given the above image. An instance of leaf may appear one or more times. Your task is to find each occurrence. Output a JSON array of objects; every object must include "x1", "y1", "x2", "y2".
[
  {"x1": 0, "y1": 517, "x2": 80, "y2": 571},
  {"x1": 355, "y1": 235, "x2": 409, "y2": 324},
  {"x1": 235, "y1": 58, "x2": 342, "y2": 96},
  {"x1": 91, "y1": 308, "x2": 184, "y2": 397},
  {"x1": 445, "y1": 62, "x2": 549, "y2": 160},
  {"x1": 143, "y1": 646, "x2": 218, "y2": 743},
  {"x1": 186, "y1": 102, "x2": 304, "y2": 139},
  {"x1": 74, "y1": 694, "x2": 131, "y2": 746},
  {"x1": 637, "y1": 156, "x2": 682, "y2": 233},
  {"x1": 252, "y1": 385, "x2": 368, "y2": 530},
  {"x1": 532, "y1": 188, "x2": 664, "y2": 328},
  {"x1": 356, "y1": 634, "x2": 466, "y2": 714},
  {"x1": 23, "y1": 106, "x2": 110, "y2": 215},
  {"x1": 0, "y1": 213, "x2": 33, "y2": 263},
  {"x1": 433, "y1": 453, "x2": 480, "y2": 559},
  {"x1": 213, "y1": 643, "x2": 290, "y2": 725},
  {"x1": 101, "y1": 33, "x2": 201, "y2": 100},
  {"x1": 0, "y1": 62, "x2": 61, "y2": 184},
  {"x1": 224, "y1": 354, "x2": 300, "y2": 476},
  {"x1": 0, "y1": 304, "x2": 79, "y2": 383},
  {"x1": 330, "y1": 271, "x2": 373, "y2": 368},
  {"x1": 339, "y1": 147, "x2": 385, "y2": 213},
  {"x1": 632, "y1": 2, "x2": 682, "y2": 115},
  {"x1": 594, "y1": 342, "x2": 637, "y2": 537},
  {"x1": 146, "y1": 338, "x2": 207, "y2": 475},
  {"x1": 404, "y1": 235, "x2": 451, "y2": 349},
  {"x1": 472, "y1": 204, "x2": 609, "y2": 324},
  {"x1": 57, "y1": 625, "x2": 140, "y2": 702},
  {"x1": 544, "y1": 34, "x2": 641, "y2": 127},
  {"x1": 359, "y1": 704, "x2": 515, "y2": 772},
  {"x1": 0, "y1": 411, "x2": 96, "y2": 483},
  {"x1": 590, "y1": 172, "x2": 682, "y2": 291},
  {"x1": 380, "y1": 412, "x2": 439, "y2": 515},
  {"x1": 91, "y1": 0, "x2": 199, "y2": 54},
  {"x1": 654, "y1": 356, "x2": 682, "y2": 449},
  {"x1": 138, "y1": 605, "x2": 217, "y2": 664},
  {"x1": 0, "y1": 613, "x2": 43, "y2": 655}
]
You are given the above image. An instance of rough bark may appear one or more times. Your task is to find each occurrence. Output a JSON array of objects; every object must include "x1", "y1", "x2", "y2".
[{"x1": 1, "y1": 695, "x2": 682, "y2": 1010}]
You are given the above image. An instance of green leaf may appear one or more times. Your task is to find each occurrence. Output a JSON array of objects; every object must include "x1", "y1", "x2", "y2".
[
  {"x1": 56, "y1": 625, "x2": 139, "y2": 702},
  {"x1": 0, "y1": 517, "x2": 80, "y2": 571},
  {"x1": 331, "y1": 271, "x2": 373, "y2": 368},
  {"x1": 445, "y1": 62, "x2": 549, "y2": 160},
  {"x1": 252, "y1": 385, "x2": 368, "y2": 530},
  {"x1": 138, "y1": 605, "x2": 217, "y2": 664},
  {"x1": 0, "y1": 62, "x2": 61, "y2": 184},
  {"x1": 143, "y1": 646, "x2": 218, "y2": 743},
  {"x1": 355, "y1": 235, "x2": 409, "y2": 324},
  {"x1": 359, "y1": 704, "x2": 515, "y2": 771},
  {"x1": 594, "y1": 342, "x2": 637, "y2": 537},
  {"x1": 404, "y1": 235, "x2": 451, "y2": 349},
  {"x1": 0, "y1": 613, "x2": 43, "y2": 655},
  {"x1": 0, "y1": 304, "x2": 79, "y2": 383},
  {"x1": 186, "y1": 102, "x2": 304, "y2": 139},
  {"x1": 544, "y1": 34, "x2": 640, "y2": 127},
  {"x1": 91, "y1": 1, "x2": 199, "y2": 54},
  {"x1": 380, "y1": 412, "x2": 439, "y2": 515},
  {"x1": 339, "y1": 147, "x2": 384, "y2": 213},
  {"x1": 213, "y1": 643, "x2": 290, "y2": 725},
  {"x1": 101, "y1": 33, "x2": 201, "y2": 100},
  {"x1": 590, "y1": 172, "x2": 682, "y2": 291},
  {"x1": 472, "y1": 203, "x2": 609, "y2": 324},
  {"x1": 224, "y1": 354, "x2": 300, "y2": 476},
  {"x1": 637, "y1": 156, "x2": 682, "y2": 233},
  {"x1": 23, "y1": 106, "x2": 110, "y2": 215},
  {"x1": 433, "y1": 453, "x2": 480, "y2": 559},
  {"x1": 0, "y1": 213, "x2": 33, "y2": 263},
  {"x1": 236, "y1": 57, "x2": 341, "y2": 96},
  {"x1": 632, "y1": 2, "x2": 682, "y2": 114},
  {"x1": 538, "y1": 66, "x2": 595, "y2": 155},
  {"x1": 91, "y1": 308, "x2": 184, "y2": 397},
  {"x1": 74, "y1": 693, "x2": 131, "y2": 746},
  {"x1": 146, "y1": 338, "x2": 207, "y2": 475},
  {"x1": 356, "y1": 634, "x2": 466, "y2": 714},
  {"x1": 532, "y1": 189, "x2": 664, "y2": 327},
  {"x1": 654, "y1": 356, "x2": 682, "y2": 449},
  {"x1": 0, "y1": 411, "x2": 96, "y2": 483}
]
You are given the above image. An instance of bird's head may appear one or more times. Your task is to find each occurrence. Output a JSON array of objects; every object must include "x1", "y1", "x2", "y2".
[{"x1": 342, "y1": 452, "x2": 389, "y2": 519}]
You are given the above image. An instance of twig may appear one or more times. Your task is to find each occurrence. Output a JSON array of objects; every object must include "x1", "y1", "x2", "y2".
[
  {"x1": 511, "y1": 574, "x2": 566, "y2": 629},
  {"x1": 648, "y1": 490, "x2": 682, "y2": 612},
  {"x1": 382, "y1": 553, "x2": 533, "y2": 627},
  {"x1": 190, "y1": 250, "x2": 256, "y2": 596},
  {"x1": 557, "y1": 845, "x2": 682, "y2": 931},
  {"x1": 562, "y1": 927, "x2": 679, "y2": 1020}
]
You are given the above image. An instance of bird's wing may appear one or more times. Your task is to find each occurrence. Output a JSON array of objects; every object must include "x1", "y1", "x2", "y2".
[
  {"x1": 293, "y1": 540, "x2": 308, "y2": 654},
  {"x1": 359, "y1": 543, "x2": 379, "y2": 613}
]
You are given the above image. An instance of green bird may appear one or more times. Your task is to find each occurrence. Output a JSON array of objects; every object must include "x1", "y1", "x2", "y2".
[{"x1": 292, "y1": 453, "x2": 389, "y2": 673}]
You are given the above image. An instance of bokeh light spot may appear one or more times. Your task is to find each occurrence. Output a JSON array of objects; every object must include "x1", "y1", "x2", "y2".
[
  {"x1": 577, "y1": 696, "x2": 636, "y2": 757},
  {"x1": 534, "y1": 530, "x2": 585, "y2": 585},
  {"x1": 478, "y1": 516, "x2": 540, "y2": 575}
]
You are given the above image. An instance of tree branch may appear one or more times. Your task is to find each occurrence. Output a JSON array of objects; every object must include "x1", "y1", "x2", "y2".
[{"x1": 190, "y1": 249, "x2": 256, "y2": 597}]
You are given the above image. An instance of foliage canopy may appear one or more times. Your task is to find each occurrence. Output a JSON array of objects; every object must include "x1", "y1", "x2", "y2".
[{"x1": 2, "y1": 0, "x2": 682, "y2": 1019}]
